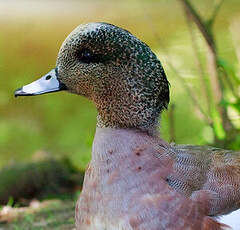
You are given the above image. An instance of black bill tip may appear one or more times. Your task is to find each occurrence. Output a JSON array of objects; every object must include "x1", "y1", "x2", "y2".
[{"x1": 14, "y1": 87, "x2": 33, "y2": 97}]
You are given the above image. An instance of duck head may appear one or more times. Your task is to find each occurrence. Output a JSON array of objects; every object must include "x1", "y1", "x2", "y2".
[{"x1": 15, "y1": 22, "x2": 169, "y2": 135}]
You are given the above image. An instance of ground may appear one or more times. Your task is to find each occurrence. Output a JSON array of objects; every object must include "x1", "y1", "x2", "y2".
[{"x1": 0, "y1": 200, "x2": 75, "y2": 230}]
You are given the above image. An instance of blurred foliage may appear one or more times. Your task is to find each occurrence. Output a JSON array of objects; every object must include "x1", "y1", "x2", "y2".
[
  {"x1": 0, "y1": 158, "x2": 84, "y2": 205},
  {"x1": 177, "y1": 0, "x2": 240, "y2": 148},
  {"x1": 0, "y1": 0, "x2": 239, "y2": 170}
]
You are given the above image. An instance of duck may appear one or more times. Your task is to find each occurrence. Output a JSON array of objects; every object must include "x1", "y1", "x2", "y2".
[{"x1": 14, "y1": 22, "x2": 240, "y2": 229}]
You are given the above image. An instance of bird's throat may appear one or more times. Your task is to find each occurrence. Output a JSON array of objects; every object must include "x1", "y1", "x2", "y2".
[{"x1": 96, "y1": 110, "x2": 160, "y2": 137}]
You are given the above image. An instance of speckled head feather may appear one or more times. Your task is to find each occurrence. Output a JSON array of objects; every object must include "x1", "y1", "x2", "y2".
[{"x1": 57, "y1": 22, "x2": 169, "y2": 135}]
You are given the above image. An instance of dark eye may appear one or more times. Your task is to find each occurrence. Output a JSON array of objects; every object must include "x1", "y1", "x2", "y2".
[
  {"x1": 45, "y1": 75, "x2": 51, "y2": 80},
  {"x1": 77, "y1": 49, "x2": 101, "y2": 64}
]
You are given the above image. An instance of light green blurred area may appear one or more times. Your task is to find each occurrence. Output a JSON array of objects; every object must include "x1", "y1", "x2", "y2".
[{"x1": 0, "y1": 0, "x2": 239, "y2": 170}]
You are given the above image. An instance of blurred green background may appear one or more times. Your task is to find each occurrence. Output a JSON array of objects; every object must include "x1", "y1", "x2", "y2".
[{"x1": 0, "y1": 0, "x2": 239, "y2": 170}]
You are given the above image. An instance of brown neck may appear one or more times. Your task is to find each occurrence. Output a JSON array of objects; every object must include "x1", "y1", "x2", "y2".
[
  {"x1": 90, "y1": 71, "x2": 164, "y2": 136},
  {"x1": 93, "y1": 92, "x2": 161, "y2": 136}
]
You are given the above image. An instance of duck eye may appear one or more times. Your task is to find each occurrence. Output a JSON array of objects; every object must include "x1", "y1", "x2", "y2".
[
  {"x1": 45, "y1": 75, "x2": 51, "y2": 80},
  {"x1": 77, "y1": 49, "x2": 101, "y2": 64}
]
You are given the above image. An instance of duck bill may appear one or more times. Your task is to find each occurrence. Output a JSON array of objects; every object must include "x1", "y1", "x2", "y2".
[{"x1": 14, "y1": 68, "x2": 66, "y2": 97}]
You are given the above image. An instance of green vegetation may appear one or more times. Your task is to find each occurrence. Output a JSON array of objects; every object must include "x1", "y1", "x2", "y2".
[
  {"x1": 0, "y1": 159, "x2": 84, "y2": 205},
  {"x1": 0, "y1": 200, "x2": 75, "y2": 230},
  {"x1": 176, "y1": 0, "x2": 240, "y2": 148}
]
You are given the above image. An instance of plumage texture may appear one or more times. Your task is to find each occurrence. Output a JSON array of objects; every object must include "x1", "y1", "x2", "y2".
[
  {"x1": 76, "y1": 128, "x2": 227, "y2": 230},
  {"x1": 57, "y1": 23, "x2": 169, "y2": 136},
  {"x1": 169, "y1": 145, "x2": 240, "y2": 216}
]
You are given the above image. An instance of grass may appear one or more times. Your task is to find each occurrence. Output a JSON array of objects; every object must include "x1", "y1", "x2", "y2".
[{"x1": 0, "y1": 200, "x2": 75, "y2": 230}]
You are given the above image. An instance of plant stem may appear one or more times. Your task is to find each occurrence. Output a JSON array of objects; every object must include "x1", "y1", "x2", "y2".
[{"x1": 178, "y1": 0, "x2": 234, "y2": 136}]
